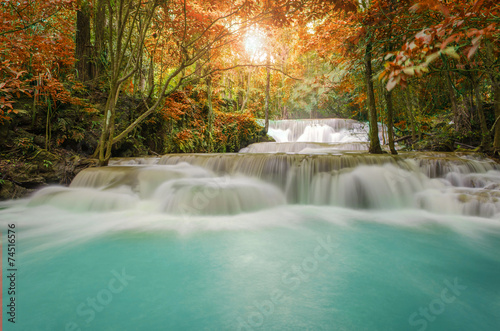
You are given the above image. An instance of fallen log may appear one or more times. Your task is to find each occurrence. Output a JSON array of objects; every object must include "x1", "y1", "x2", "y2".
[
  {"x1": 453, "y1": 142, "x2": 477, "y2": 149},
  {"x1": 394, "y1": 135, "x2": 413, "y2": 143}
]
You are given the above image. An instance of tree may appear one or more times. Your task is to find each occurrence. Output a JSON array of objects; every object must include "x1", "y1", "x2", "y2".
[
  {"x1": 94, "y1": 0, "x2": 302, "y2": 164},
  {"x1": 75, "y1": 0, "x2": 93, "y2": 81},
  {"x1": 93, "y1": 0, "x2": 107, "y2": 80},
  {"x1": 0, "y1": 0, "x2": 79, "y2": 126},
  {"x1": 95, "y1": 0, "x2": 158, "y2": 165},
  {"x1": 298, "y1": 0, "x2": 387, "y2": 152},
  {"x1": 381, "y1": 0, "x2": 499, "y2": 151},
  {"x1": 364, "y1": 34, "x2": 383, "y2": 153},
  {"x1": 264, "y1": 52, "x2": 271, "y2": 132}
]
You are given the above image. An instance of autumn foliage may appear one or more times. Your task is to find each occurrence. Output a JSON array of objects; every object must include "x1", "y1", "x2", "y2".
[
  {"x1": 1, "y1": 0, "x2": 500, "y2": 159},
  {"x1": 0, "y1": 0, "x2": 80, "y2": 121},
  {"x1": 381, "y1": 0, "x2": 499, "y2": 90},
  {"x1": 156, "y1": 88, "x2": 262, "y2": 153}
]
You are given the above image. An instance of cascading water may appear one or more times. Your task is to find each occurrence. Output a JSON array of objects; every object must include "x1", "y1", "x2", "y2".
[
  {"x1": 245, "y1": 118, "x2": 390, "y2": 153},
  {"x1": 260, "y1": 118, "x2": 373, "y2": 143},
  {"x1": 1, "y1": 118, "x2": 500, "y2": 331}
]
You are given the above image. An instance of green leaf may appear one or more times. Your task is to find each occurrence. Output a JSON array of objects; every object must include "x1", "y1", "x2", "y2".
[
  {"x1": 442, "y1": 47, "x2": 460, "y2": 59},
  {"x1": 425, "y1": 52, "x2": 440, "y2": 65},
  {"x1": 402, "y1": 67, "x2": 415, "y2": 76}
]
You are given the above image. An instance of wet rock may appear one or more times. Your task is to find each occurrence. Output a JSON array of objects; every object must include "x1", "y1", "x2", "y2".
[{"x1": 0, "y1": 180, "x2": 33, "y2": 200}]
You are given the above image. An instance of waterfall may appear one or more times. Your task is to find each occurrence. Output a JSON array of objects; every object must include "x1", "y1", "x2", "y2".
[
  {"x1": 239, "y1": 142, "x2": 370, "y2": 153},
  {"x1": 248, "y1": 118, "x2": 391, "y2": 152},
  {"x1": 59, "y1": 151, "x2": 493, "y2": 216},
  {"x1": 261, "y1": 118, "x2": 388, "y2": 142},
  {"x1": 59, "y1": 117, "x2": 500, "y2": 217},
  {"x1": 1, "y1": 118, "x2": 500, "y2": 331}
]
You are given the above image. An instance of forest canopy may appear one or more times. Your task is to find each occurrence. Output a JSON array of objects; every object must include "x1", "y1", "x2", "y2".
[{"x1": 0, "y1": 0, "x2": 499, "y2": 165}]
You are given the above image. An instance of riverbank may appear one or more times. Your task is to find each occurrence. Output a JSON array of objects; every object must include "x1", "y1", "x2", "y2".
[{"x1": 0, "y1": 148, "x2": 98, "y2": 200}]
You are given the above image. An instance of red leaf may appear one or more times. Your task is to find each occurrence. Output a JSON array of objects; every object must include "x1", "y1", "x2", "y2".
[
  {"x1": 441, "y1": 35, "x2": 459, "y2": 50},
  {"x1": 467, "y1": 44, "x2": 479, "y2": 59}
]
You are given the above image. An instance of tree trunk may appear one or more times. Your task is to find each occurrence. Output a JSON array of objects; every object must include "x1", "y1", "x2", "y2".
[
  {"x1": 364, "y1": 39, "x2": 383, "y2": 154},
  {"x1": 76, "y1": 1, "x2": 92, "y2": 82},
  {"x1": 240, "y1": 69, "x2": 251, "y2": 112},
  {"x1": 491, "y1": 76, "x2": 500, "y2": 153},
  {"x1": 446, "y1": 70, "x2": 460, "y2": 132},
  {"x1": 471, "y1": 77, "x2": 491, "y2": 151},
  {"x1": 133, "y1": 53, "x2": 144, "y2": 95},
  {"x1": 379, "y1": 105, "x2": 386, "y2": 145},
  {"x1": 97, "y1": 84, "x2": 119, "y2": 166},
  {"x1": 207, "y1": 75, "x2": 213, "y2": 151},
  {"x1": 404, "y1": 88, "x2": 417, "y2": 142},
  {"x1": 148, "y1": 56, "x2": 155, "y2": 93},
  {"x1": 94, "y1": 0, "x2": 106, "y2": 79},
  {"x1": 237, "y1": 71, "x2": 244, "y2": 111},
  {"x1": 385, "y1": 90, "x2": 397, "y2": 154},
  {"x1": 264, "y1": 56, "x2": 271, "y2": 133},
  {"x1": 380, "y1": 0, "x2": 396, "y2": 154}
]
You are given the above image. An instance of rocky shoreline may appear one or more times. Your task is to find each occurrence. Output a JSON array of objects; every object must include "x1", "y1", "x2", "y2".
[{"x1": 0, "y1": 150, "x2": 98, "y2": 200}]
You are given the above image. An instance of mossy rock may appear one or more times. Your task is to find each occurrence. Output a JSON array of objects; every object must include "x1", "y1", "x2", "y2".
[{"x1": 0, "y1": 180, "x2": 33, "y2": 200}]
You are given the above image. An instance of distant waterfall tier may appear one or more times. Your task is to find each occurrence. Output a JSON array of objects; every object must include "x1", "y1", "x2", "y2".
[
  {"x1": 239, "y1": 142, "x2": 369, "y2": 153},
  {"x1": 261, "y1": 118, "x2": 387, "y2": 144}
]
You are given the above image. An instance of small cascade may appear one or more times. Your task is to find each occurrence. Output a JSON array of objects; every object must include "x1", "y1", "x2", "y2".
[
  {"x1": 416, "y1": 188, "x2": 500, "y2": 218},
  {"x1": 240, "y1": 142, "x2": 369, "y2": 153},
  {"x1": 155, "y1": 177, "x2": 285, "y2": 215},
  {"x1": 156, "y1": 152, "x2": 500, "y2": 215},
  {"x1": 53, "y1": 149, "x2": 500, "y2": 217},
  {"x1": 71, "y1": 163, "x2": 213, "y2": 198},
  {"x1": 42, "y1": 163, "x2": 286, "y2": 215},
  {"x1": 307, "y1": 164, "x2": 437, "y2": 208},
  {"x1": 28, "y1": 186, "x2": 139, "y2": 212},
  {"x1": 135, "y1": 164, "x2": 212, "y2": 198},
  {"x1": 412, "y1": 154, "x2": 497, "y2": 177},
  {"x1": 263, "y1": 118, "x2": 387, "y2": 144},
  {"x1": 159, "y1": 153, "x2": 407, "y2": 191},
  {"x1": 296, "y1": 124, "x2": 337, "y2": 142},
  {"x1": 264, "y1": 118, "x2": 364, "y2": 142},
  {"x1": 70, "y1": 166, "x2": 138, "y2": 189},
  {"x1": 108, "y1": 157, "x2": 160, "y2": 165},
  {"x1": 251, "y1": 118, "x2": 390, "y2": 153},
  {"x1": 445, "y1": 170, "x2": 500, "y2": 189},
  {"x1": 159, "y1": 152, "x2": 497, "y2": 180}
]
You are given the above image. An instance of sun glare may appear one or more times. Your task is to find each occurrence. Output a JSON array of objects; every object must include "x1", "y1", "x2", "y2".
[
  {"x1": 244, "y1": 34, "x2": 263, "y2": 55},
  {"x1": 243, "y1": 27, "x2": 267, "y2": 62}
]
